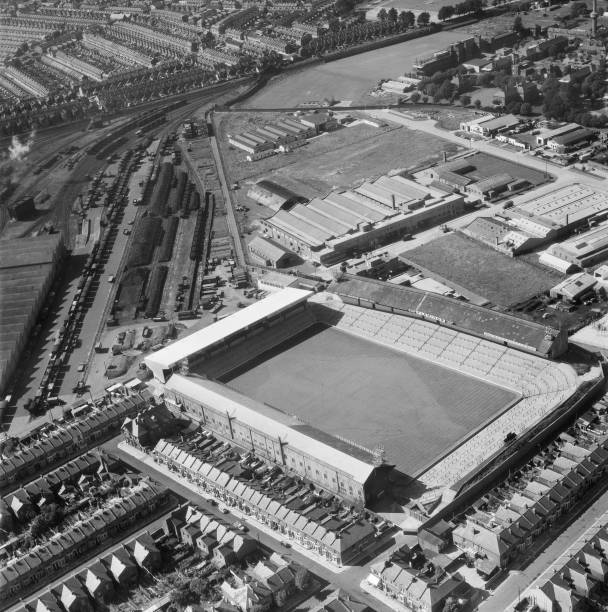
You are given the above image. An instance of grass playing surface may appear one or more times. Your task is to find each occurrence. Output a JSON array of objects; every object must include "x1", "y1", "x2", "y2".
[{"x1": 221, "y1": 324, "x2": 517, "y2": 476}]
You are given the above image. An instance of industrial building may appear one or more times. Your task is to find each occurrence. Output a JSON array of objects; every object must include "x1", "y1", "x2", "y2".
[
  {"x1": 459, "y1": 114, "x2": 521, "y2": 136},
  {"x1": 228, "y1": 113, "x2": 329, "y2": 157},
  {"x1": 246, "y1": 180, "x2": 304, "y2": 212},
  {"x1": 546, "y1": 127, "x2": 596, "y2": 153},
  {"x1": 260, "y1": 176, "x2": 466, "y2": 265},
  {"x1": 535, "y1": 122, "x2": 582, "y2": 146},
  {"x1": 0, "y1": 234, "x2": 65, "y2": 397},
  {"x1": 248, "y1": 235, "x2": 297, "y2": 268},
  {"x1": 460, "y1": 216, "x2": 542, "y2": 255},
  {"x1": 509, "y1": 184, "x2": 608, "y2": 235},
  {"x1": 424, "y1": 155, "x2": 534, "y2": 201},
  {"x1": 549, "y1": 272, "x2": 597, "y2": 303},
  {"x1": 545, "y1": 222, "x2": 608, "y2": 269}
]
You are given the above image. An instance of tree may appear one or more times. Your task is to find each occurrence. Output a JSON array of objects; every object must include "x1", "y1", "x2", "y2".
[
  {"x1": 438, "y1": 5, "x2": 455, "y2": 20},
  {"x1": 569, "y1": 1, "x2": 587, "y2": 18},
  {"x1": 513, "y1": 15, "x2": 524, "y2": 33},
  {"x1": 387, "y1": 6, "x2": 398, "y2": 20},
  {"x1": 436, "y1": 79, "x2": 455, "y2": 102},
  {"x1": 335, "y1": 0, "x2": 355, "y2": 14},
  {"x1": 400, "y1": 10, "x2": 415, "y2": 27},
  {"x1": 378, "y1": 8, "x2": 388, "y2": 20},
  {"x1": 410, "y1": 91, "x2": 421, "y2": 103},
  {"x1": 520, "y1": 102, "x2": 533, "y2": 115},
  {"x1": 417, "y1": 11, "x2": 430, "y2": 25},
  {"x1": 460, "y1": 94, "x2": 471, "y2": 106},
  {"x1": 474, "y1": 99, "x2": 482, "y2": 109}
]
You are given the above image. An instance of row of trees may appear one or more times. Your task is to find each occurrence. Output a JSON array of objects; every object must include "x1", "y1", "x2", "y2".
[
  {"x1": 377, "y1": 7, "x2": 428, "y2": 26},
  {"x1": 437, "y1": 0, "x2": 483, "y2": 21},
  {"x1": 301, "y1": 13, "x2": 430, "y2": 57}
]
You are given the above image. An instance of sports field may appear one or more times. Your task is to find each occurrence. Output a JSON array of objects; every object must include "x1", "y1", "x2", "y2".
[{"x1": 221, "y1": 324, "x2": 517, "y2": 476}]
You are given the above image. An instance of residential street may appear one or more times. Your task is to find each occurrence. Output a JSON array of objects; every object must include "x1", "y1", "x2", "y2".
[
  {"x1": 479, "y1": 483, "x2": 608, "y2": 611},
  {"x1": 106, "y1": 437, "x2": 410, "y2": 612}
]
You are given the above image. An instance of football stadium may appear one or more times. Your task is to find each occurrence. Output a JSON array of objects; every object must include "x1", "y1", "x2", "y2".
[{"x1": 145, "y1": 275, "x2": 592, "y2": 507}]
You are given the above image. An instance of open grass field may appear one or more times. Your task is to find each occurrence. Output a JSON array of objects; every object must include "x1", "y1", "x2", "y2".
[
  {"x1": 403, "y1": 233, "x2": 562, "y2": 307},
  {"x1": 222, "y1": 324, "x2": 516, "y2": 476},
  {"x1": 218, "y1": 114, "x2": 462, "y2": 200},
  {"x1": 242, "y1": 30, "x2": 466, "y2": 108}
]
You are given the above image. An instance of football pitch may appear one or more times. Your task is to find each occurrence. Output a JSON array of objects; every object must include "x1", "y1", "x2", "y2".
[{"x1": 221, "y1": 324, "x2": 518, "y2": 476}]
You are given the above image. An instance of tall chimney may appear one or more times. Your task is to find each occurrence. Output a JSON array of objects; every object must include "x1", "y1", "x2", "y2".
[{"x1": 591, "y1": 0, "x2": 598, "y2": 37}]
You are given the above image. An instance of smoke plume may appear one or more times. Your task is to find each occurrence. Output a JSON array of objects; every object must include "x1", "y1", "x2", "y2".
[{"x1": 8, "y1": 130, "x2": 35, "y2": 161}]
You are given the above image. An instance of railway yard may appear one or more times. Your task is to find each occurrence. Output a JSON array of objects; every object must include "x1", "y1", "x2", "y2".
[{"x1": 0, "y1": 84, "x2": 255, "y2": 435}]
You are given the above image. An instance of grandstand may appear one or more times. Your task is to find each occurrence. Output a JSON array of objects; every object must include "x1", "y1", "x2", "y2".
[
  {"x1": 310, "y1": 291, "x2": 579, "y2": 490},
  {"x1": 329, "y1": 274, "x2": 567, "y2": 358},
  {"x1": 146, "y1": 281, "x2": 586, "y2": 504},
  {"x1": 145, "y1": 288, "x2": 313, "y2": 382}
]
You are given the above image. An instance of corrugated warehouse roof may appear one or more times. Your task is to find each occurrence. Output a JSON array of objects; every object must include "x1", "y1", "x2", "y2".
[
  {"x1": 473, "y1": 173, "x2": 512, "y2": 192},
  {"x1": 0, "y1": 234, "x2": 62, "y2": 269},
  {"x1": 307, "y1": 198, "x2": 365, "y2": 228},
  {"x1": 270, "y1": 209, "x2": 331, "y2": 247},
  {"x1": 323, "y1": 192, "x2": 386, "y2": 222},
  {"x1": 290, "y1": 203, "x2": 352, "y2": 236},
  {"x1": 145, "y1": 288, "x2": 312, "y2": 371},
  {"x1": 355, "y1": 181, "x2": 407, "y2": 207},
  {"x1": 551, "y1": 127, "x2": 595, "y2": 146},
  {"x1": 379, "y1": 175, "x2": 431, "y2": 200},
  {"x1": 164, "y1": 374, "x2": 376, "y2": 485},
  {"x1": 514, "y1": 184, "x2": 608, "y2": 227},
  {"x1": 248, "y1": 235, "x2": 291, "y2": 263},
  {"x1": 478, "y1": 114, "x2": 520, "y2": 131}
]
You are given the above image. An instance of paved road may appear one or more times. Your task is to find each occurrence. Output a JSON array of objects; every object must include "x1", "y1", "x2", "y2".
[
  {"x1": 107, "y1": 438, "x2": 406, "y2": 612},
  {"x1": 209, "y1": 132, "x2": 246, "y2": 266},
  {"x1": 369, "y1": 109, "x2": 605, "y2": 195}
]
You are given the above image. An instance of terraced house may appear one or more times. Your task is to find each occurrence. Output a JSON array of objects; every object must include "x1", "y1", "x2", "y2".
[{"x1": 153, "y1": 438, "x2": 376, "y2": 566}]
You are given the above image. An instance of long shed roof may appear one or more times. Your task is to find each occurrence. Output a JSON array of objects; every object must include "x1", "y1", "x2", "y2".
[{"x1": 145, "y1": 288, "x2": 312, "y2": 371}]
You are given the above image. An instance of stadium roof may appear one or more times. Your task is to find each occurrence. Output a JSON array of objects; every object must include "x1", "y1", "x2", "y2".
[
  {"x1": 329, "y1": 275, "x2": 557, "y2": 355},
  {"x1": 165, "y1": 374, "x2": 376, "y2": 485},
  {"x1": 145, "y1": 288, "x2": 312, "y2": 374}
]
